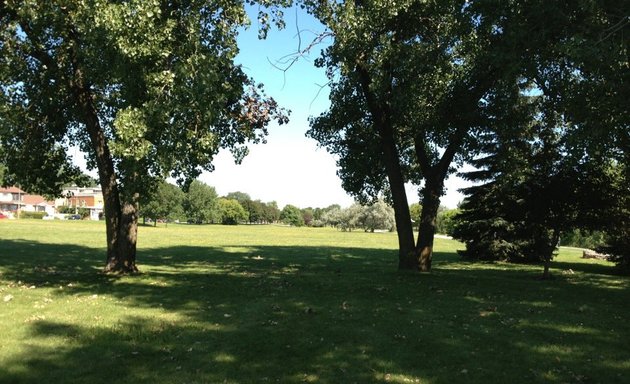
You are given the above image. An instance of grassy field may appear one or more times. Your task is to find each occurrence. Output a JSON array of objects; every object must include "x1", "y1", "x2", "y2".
[{"x1": 0, "y1": 220, "x2": 628, "y2": 384}]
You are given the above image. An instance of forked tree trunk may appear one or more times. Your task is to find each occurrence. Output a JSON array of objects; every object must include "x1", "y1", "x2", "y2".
[
  {"x1": 383, "y1": 143, "x2": 416, "y2": 269},
  {"x1": 416, "y1": 178, "x2": 443, "y2": 272},
  {"x1": 355, "y1": 64, "x2": 416, "y2": 269},
  {"x1": 383, "y1": 158, "x2": 417, "y2": 267}
]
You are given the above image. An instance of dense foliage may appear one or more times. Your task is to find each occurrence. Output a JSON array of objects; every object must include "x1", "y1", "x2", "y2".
[
  {"x1": 452, "y1": 120, "x2": 572, "y2": 269},
  {"x1": 216, "y1": 198, "x2": 248, "y2": 225},
  {"x1": 280, "y1": 204, "x2": 304, "y2": 227},
  {"x1": 139, "y1": 180, "x2": 186, "y2": 224},
  {"x1": 447, "y1": 0, "x2": 628, "y2": 276},
  {"x1": 183, "y1": 180, "x2": 219, "y2": 224}
]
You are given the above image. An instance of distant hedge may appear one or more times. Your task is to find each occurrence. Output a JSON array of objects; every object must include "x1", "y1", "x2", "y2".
[{"x1": 20, "y1": 211, "x2": 46, "y2": 219}]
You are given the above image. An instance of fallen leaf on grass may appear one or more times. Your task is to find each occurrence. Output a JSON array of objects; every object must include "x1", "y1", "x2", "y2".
[
  {"x1": 24, "y1": 315, "x2": 46, "y2": 323},
  {"x1": 479, "y1": 306, "x2": 498, "y2": 317}
]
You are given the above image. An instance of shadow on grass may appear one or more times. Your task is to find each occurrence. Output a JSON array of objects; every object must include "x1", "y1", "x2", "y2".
[{"x1": 0, "y1": 239, "x2": 629, "y2": 383}]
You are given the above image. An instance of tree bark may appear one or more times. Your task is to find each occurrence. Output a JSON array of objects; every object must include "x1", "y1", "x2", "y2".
[
  {"x1": 416, "y1": 176, "x2": 443, "y2": 272},
  {"x1": 381, "y1": 132, "x2": 416, "y2": 269},
  {"x1": 107, "y1": 196, "x2": 139, "y2": 273},
  {"x1": 541, "y1": 229, "x2": 560, "y2": 280}
]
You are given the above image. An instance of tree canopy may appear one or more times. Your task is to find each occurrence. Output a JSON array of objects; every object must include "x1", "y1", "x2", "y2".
[
  {"x1": 280, "y1": 204, "x2": 304, "y2": 227},
  {"x1": 140, "y1": 180, "x2": 185, "y2": 224},
  {"x1": 184, "y1": 180, "x2": 219, "y2": 224},
  {"x1": 217, "y1": 198, "x2": 248, "y2": 225}
]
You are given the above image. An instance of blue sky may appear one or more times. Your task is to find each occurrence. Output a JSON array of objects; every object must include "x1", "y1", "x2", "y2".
[
  {"x1": 199, "y1": 5, "x2": 468, "y2": 209},
  {"x1": 198, "y1": 6, "x2": 353, "y2": 208}
]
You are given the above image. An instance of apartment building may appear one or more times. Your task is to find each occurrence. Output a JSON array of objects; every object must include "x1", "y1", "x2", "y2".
[{"x1": 56, "y1": 186, "x2": 104, "y2": 220}]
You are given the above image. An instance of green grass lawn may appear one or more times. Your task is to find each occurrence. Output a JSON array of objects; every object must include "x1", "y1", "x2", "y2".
[{"x1": 0, "y1": 220, "x2": 628, "y2": 383}]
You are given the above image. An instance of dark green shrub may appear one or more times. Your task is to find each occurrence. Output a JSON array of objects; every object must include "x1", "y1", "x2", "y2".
[{"x1": 58, "y1": 206, "x2": 90, "y2": 218}]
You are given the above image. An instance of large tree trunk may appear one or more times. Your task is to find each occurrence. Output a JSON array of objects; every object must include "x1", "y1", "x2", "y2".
[
  {"x1": 356, "y1": 65, "x2": 416, "y2": 269},
  {"x1": 380, "y1": 133, "x2": 415, "y2": 269},
  {"x1": 416, "y1": 177, "x2": 443, "y2": 272},
  {"x1": 82, "y1": 110, "x2": 139, "y2": 274},
  {"x1": 106, "y1": 197, "x2": 139, "y2": 273},
  {"x1": 68, "y1": 26, "x2": 138, "y2": 274},
  {"x1": 542, "y1": 260, "x2": 551, "y2": 279},
  {"x1": 413, "y1": 132, "x2": 455, "y2": 273},
  {"x1": 390, "y1": 174, "x2": 416, "y2": 270}
]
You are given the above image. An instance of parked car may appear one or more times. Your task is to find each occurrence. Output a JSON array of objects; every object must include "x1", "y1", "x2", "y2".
[
  {"x1": 0, "y1": 213, "x2": 8, "y2": 220},
  {"x1": 67, "y1": 214, "x2": 82, "y2": 220}
]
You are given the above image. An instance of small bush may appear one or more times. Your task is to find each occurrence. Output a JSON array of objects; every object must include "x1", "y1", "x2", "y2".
[
  {"x1": 58, "y1": 206, "x2": 90, "y2": 218},
  {"x1": 20, "y1": 211, "x2": 46, "y2": 219}
]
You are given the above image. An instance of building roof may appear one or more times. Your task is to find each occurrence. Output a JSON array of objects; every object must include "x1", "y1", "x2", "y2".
[
  {"x1": 0, "y1": 186, "x2": 25, "y2": 193},
  {"x1": 23, "y1": 194, "x2": 54, "y2": 205},
  {"x1": 0, "y1": 186, "x2": 54, "y2": 205}
]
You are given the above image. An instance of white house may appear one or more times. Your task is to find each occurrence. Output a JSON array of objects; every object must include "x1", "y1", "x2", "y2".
[{"x1": 0, "y1": 186, "x2": 55, "y2": 217}]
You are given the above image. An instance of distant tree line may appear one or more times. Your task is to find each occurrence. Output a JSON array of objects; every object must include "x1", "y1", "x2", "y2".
[
  {"x1": 139, "y1": 180, "x2": 280, "y2": 226},
  {"x1": 315, "y1": 200, "x2": 396, "y2": 232},
  {"x1": 281, "y1": 201, "x2": 460, "y2": 234},
  {"x1": 139, "y1": 179, "x2": 406, "y2": 232}
]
